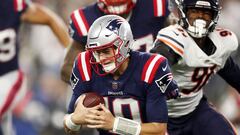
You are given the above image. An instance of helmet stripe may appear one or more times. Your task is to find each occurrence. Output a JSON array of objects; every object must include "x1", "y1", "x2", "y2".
[{"x1": 157, "y1": 34, "x2": 184, "y2": 57}]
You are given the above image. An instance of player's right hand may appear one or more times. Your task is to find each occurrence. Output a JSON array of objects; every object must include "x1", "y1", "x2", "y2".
[
  {"x1": 166, "y1": 88, "x2": 180, "y2": 100},
  {"x1": 71, "y1": 95, "x2": 101, "y2": 125}
]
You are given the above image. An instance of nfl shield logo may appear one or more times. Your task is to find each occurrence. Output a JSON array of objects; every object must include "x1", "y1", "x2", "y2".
[{"x1": 112, "y1": 82, "x2": 118, "y2": 90}]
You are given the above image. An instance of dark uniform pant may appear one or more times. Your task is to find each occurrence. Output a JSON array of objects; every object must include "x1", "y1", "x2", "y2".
[
  {"x1": 167, "y1": 96, "x2": 237, "y2": 135},
  {"x1": 0, "y1": 123, "x2": 2, "y2": 135}
]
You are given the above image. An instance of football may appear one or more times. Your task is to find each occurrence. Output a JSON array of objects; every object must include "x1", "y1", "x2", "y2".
[{"x1": 83, "y1": 92, "x2": 105, "y2": 108}]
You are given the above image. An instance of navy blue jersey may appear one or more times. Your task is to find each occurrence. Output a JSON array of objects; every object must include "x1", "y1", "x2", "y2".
[
  {"x1": 0, "y1": 0, "x2": 29, "y2": 76},
  {"x1": 69, "y1": 0, "x2": 169, "y2": 52},
  {"x1": 68, "y1": 51, "x2": 178, "y2": 135}
]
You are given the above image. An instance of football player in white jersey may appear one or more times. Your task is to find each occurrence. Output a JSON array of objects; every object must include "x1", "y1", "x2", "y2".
[{"x1": 151, "y1": 0, "x2": 240, "y2": 134}]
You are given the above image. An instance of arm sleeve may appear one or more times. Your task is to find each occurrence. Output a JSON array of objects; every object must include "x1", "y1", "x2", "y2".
[
  {"x1": 218, "y1": 57, "x2": 240, "y2": 93},
  {"x1": 150, "y1": 40, "x2": 180, "y2": 66},
  {"x1": 67, "y1": 57, "x2": 89, "y2": 113},
  {"x1": 146, "y1": 58, "x2": 179, "y2": 122}
]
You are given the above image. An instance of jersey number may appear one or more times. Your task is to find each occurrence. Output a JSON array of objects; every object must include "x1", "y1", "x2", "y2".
[
  {"x1": 216, "y1": 28, "x2": 232, "y2": 37},
  {"x1": 182, "y1": 65, "x2": 217, "y2": 94},
  {"x1": 131, "y1": 34, "x2": 154, "y2": 52},
  {"x1": 104, "y1": 97, "x2": 142, "y2": 123},
  {"x1": 0, "y1": 29, "x2": 16, "y2": 62}
]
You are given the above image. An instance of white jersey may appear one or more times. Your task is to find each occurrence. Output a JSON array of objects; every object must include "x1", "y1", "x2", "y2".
[{"x1": 156, "y1": 24, "x2": 239, "y2": 117}]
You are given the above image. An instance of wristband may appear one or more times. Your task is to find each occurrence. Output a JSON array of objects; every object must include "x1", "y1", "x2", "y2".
[{"x1": 64, "y1": 113, "x2": 81, "y2": 131}]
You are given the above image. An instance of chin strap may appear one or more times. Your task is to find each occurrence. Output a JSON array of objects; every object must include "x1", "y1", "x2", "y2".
[{"x1": 187, "y1": 19, "x2": 208, "y2": 38}]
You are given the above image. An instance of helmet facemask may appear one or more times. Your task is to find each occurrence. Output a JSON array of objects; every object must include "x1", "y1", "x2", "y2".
[
  {"x1": 88, "y1": 37, "x2": 130, "y2": 75},
  {"x1": 97, "y1": 0, "x2": 137, "y2": 15},
  {"x1": 176, "y1": 0, "x2": 220, "y2": 38}
]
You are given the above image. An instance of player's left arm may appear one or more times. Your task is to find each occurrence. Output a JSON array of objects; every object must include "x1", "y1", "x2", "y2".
[
  {"x1": 152, "y1": 57, "x2": 179, "y2": 99},
  {"x1": 150, "y1": 40, "x2": 181, "y2": 66},
  {"x1": 20, "y1": 2, "x2": 70, "y2": 47},
  {"x1": 137, "y1": 58, "x2": 179, "y2": 134},
  {"x1": 218, "y1": 56, "x2": 240, "y2": 93}
]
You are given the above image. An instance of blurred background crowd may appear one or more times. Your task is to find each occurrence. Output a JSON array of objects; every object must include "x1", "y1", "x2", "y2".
[{"x1": 14, "y1": 0, "x2": 240, "y2": 135}]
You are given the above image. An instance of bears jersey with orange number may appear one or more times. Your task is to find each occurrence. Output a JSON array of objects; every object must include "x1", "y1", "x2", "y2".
[{"x1": 155, "y1": 24, "x2": 239, "y2": 117}]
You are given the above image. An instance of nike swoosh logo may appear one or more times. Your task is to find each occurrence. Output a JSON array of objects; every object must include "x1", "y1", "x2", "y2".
[
  {"x1": 173, "y1": 31, "x2": 179, "y2": 36},
  {"x1": 162, "y1": 64, "x2": 168, "y2": 71},
  {"x1": 105, "y1": 33, "x2": 113, "y2": 37}
]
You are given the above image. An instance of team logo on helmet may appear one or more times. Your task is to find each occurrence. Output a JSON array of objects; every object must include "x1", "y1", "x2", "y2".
[{"x1": 106, "y1": 19, "x2": 123, "y2": 35}]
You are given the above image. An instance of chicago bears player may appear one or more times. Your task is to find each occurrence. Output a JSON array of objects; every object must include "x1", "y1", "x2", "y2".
[
  {"x1": 151, "y1": 0, "x2": 240, "y2": 134},
  {"x1": 0, "y1": 0, "x2": 70, "y2": 134},
  {"x1": 63, "y1": 15, "x2": 179, "y2": 135},
  {"x1": 61, "y1": 0, "x2": 170, "y2": 83}
]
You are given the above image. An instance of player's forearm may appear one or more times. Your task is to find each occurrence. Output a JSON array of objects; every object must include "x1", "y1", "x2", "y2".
[
  {"x1": 21, "y1": 3, "x2": 70, "y2": 47},
  {"x1": 61, "y1": 41, "x2": 85, "y2": 83},
  {"x1": 47, "y1": 15, "x2": 71, "y2": 47},
  {"x1": 61, "y1": 62, "x2": 74, "y2": 83},
  {"x1": 140, "y1": 122, "x2": 167, "y2": 135},
  {"x1": 218, "y1": 57, "x2": 240, "y2": 94},
  {"x1": 64, "y1": 114, "x2": 81, "y2": 135},
  {"x1": 61, "y1": 55, "x2": 75, "y2": 83}
]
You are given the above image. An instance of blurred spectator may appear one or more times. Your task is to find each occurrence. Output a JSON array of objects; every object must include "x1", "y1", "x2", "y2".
[{"x1": 219, "y1": 87, "x2": 240, "y2": 134}]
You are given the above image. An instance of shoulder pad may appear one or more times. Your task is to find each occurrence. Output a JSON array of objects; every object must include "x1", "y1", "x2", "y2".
[
  {"x1": 76, "y1": 51, "x2": 92, "y2": 81},
  {"x1": 141, "y1": 54, "x2": 166, "y2": 83},
  {"x1": 210, "y1": 28, "x2": 239, "y2": 53},
  {"x1": 156, "y1": 24, "x2": 186, "y2": 57},
  {"x1": 70, "y1": 8, "x2": 89, "y2": 37}
]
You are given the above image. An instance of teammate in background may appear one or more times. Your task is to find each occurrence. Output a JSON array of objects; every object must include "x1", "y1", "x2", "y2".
[
  {"x1": 150, "y1": 0, "x2": 240, "y2": 134},
  {"x1": 61, "y1": 0, "x2": 171, "y2": 83},
  {"x1": 0, "y1": 0, "x2": 70, "y2": 134},
  {"x1": 63, "y1": 15, "x2": 179, "y2": 135}
]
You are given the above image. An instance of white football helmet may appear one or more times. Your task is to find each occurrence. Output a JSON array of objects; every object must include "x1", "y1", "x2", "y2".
[
  {"x1": 97, "y1": 0, "x2": 137, "y2": 15},
  {"x1": 176, "y1": 0, "x2": 220, "y2": 38},
  {"x1": 86, "y1": 15, "x2": 134, "y2": 75}
]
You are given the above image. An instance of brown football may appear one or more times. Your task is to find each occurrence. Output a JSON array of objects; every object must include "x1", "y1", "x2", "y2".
[{"x1": 83, "y1": 92, "x2": 105, "y2": 108}]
